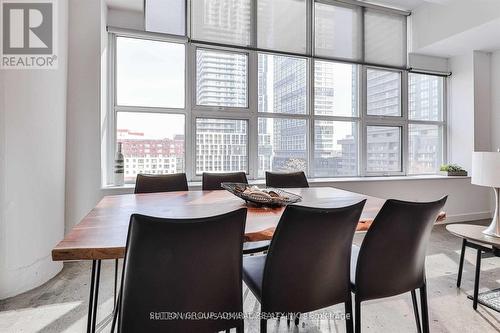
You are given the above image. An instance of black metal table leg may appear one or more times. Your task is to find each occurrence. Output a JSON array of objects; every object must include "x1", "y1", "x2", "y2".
[
  {"x1": 91, "y1": 260, "x2": 102, "y2": 333},
  {"x1": 457, "y1": 239, "x2": 466, "y2": 288},
  {"x1": 473, "y1": 249, "x2": 481, "y2": 310},
  {"x1": 86, "y1": 260, "x2": 97, "y2": 333}
]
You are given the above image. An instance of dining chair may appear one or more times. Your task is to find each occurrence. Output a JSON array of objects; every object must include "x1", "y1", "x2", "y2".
[
  {"x1": 202, "y1": 171, "x2": 268, "y2": 255},
  {"x1": 243, "y1": 201, "x2": 367, "y2": 333},
  {"x1": 350, "y1": 196, "x2": 447, "y2": 333},
  {"x1": 202, "y1": 172, "x2": 248, "y2": 191},
  {"x1": 134, "y1": 173, "x2": 188, "y2": 194},
  {"x1": 112, "y1": 208, "x2": 247, "y2": 333},
  {"x1": 265, "y1": 171, "x2": 309, "y2": 188}
]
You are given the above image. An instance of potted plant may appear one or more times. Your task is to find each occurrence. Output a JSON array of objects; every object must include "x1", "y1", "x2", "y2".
[{"x1": 440, "y1": 164, "x2": 468, "y2": 176}]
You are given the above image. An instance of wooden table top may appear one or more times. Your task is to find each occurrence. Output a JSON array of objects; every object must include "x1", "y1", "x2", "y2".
[
  {"x1": 52, "y1": 187, "x2": 385, "y2": 261},
  {"x1": 446, "y1": 224, "x2": 500, "y2": 247}
]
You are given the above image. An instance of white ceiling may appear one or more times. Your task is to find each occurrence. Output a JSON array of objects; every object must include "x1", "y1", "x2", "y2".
[{"x1": 416, "y1": 17, "x2": 500, "y2": 57}]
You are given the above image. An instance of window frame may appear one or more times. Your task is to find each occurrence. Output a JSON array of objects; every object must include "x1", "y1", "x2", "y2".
[
  {"x1": 407, "y1": 72, "x2": 447, "y2": 175},
  {"x1": 108, "y1": 32, "x2": 192, "y2": 183},
  {"x1": 192, "y1": 45, "x2": 251, "y2": 110},
  {"x1": 105, "y1": 7, "x2": 447, "y2": 185},
  {"x1": 362, "y1": 66, "x2": 405, "y2": 176}
]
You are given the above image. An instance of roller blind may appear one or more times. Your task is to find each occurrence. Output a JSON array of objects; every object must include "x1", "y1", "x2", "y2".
[
  {"x1": 257, "y1": 0, "x2": 307, "y2": 54},
  {"x1": 364, "y1": 9, "x2": 406, "y2": 67},
  {"x1": 145, "y1": 0, "x2": 185, "y2": 36},
  {"x1": 191, "y1": 0, "x2": 252, "y2": 46},
  {"x1": 314, "y1": 2, "x2": 362, "y2": 61}
]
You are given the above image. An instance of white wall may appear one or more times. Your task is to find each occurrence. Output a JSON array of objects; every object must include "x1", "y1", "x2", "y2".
[
  {"x1": 448, "y1": 53, "x2": 475, "y2": 170},
  {"x1": 331, "y1": 178, "x2": 491, "y2": 223},
  {"x1": 491, "y1": 51, "x2": 500, "y2": 151},
  {"x1": 0, "y1": 2, "x2": 68, "y2": 298},
  {"x1": 473, "y1": 51, "x2": 492, "y2": 152},
  {"x1": 65, "y1": 0, "x2": 103, "y2": 231}
]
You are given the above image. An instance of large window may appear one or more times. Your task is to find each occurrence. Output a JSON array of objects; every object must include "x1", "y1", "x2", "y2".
[
  {"x1": 196, "y1": 48, "x2": 248, "y2": 107},
  {"x1": 258, "y1": 118, "x2": 308, "y2": 177},
  {"x1": 366, "y1": 125, "x2": 402, "y2": 173},
  {"x1": 195, "y1": 118, "x2": 248, "y2": 174},
  {"x1": 108, "y1": 1, "x2": 447, "y2": 184},
  {"x1": 116, "y1": 37, "x2": 185, "y2": 108},
  {"x1": 408, "y1": 73, "x2": 445, "y2": 174},
  {"x1": 117, "y1": 112, "x2": 185, "y2": 183},
  {"x1": 258, "y1": 54, "x2": 307, "y2": 114},
  {"x1": 314, "y1": 61, "x2": 358, "y2": 117},
  {"x1": 366, "y1": 68, "x2": 401, "y2": 117},
  {"x1": 314, "y1": 120, "x2": 358, "y2": 177}
]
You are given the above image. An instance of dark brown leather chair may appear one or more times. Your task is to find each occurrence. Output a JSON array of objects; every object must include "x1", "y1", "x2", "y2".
[
  {"x1": 134, "y1": 173, "x2": 188, "y2": 194},
  {"x1": 112, "y1": 209, "x2": 247, "y2": 333},
  {"x1": 202, "y1": 171, "x2": 268, "y2": 255},
  {"x1": 265, "y1": 171, "x2": 309, "y2": 188},
  {"x1": 351, "y1": 196, "x2": 447, "y2": 333},
  {"x1": 202, "y1": 172, "x2": 248, "y2": 191},
  {"x1": 243, "y1": 201, "x2": 366, "y2": 333}
]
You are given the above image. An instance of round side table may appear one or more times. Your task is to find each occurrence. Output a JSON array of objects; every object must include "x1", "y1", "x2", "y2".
[{"x1": 446, "y1": 224, "x2": 500, "y2": 311}]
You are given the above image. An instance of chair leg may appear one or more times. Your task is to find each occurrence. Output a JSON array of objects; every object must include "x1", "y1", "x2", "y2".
[
  {"x1": 345, "y1": 296, "x2": 354, "y2": 333},
  {"x1": 473, "y1": 248, "x2": 482, "y2": 310},
  {"x1": 286, "y1": 313, "x2": 290, "y2": 326},
  {"x1": 419, "y1": 281, "x2": 430, "y2": 333},
  {"x1": 457, "y1": 239, "x2": 466, "y2": 288},
  {"x1": 355, "y1": 296, "x2": 361, "y2": 333},
  {"x1": 294, "y1": 313, "x2": 300, "y2": 326},
  {"x1": 260, "y1": 319, "x2": 267, "y2": 333},
  {"x1": 411, "y1": 290, "x2": 422, "y2": 333}
]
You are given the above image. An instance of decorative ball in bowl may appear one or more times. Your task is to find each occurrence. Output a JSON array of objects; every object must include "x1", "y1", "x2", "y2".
[{"x1": 221, "y1": 183, "x2": 302, "y2": 207}]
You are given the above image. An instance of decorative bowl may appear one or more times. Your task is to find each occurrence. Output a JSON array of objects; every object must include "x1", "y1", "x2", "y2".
[{"x1": 221, "y1": 183, "x2": 302, "y2": 207}]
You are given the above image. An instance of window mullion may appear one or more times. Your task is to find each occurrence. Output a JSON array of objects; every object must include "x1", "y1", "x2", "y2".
[
  {"x1": 402, "y1": 70, "x2": 408, "y2": 175},
  {"x1": 360, "y1": 65, "x2": 367, "y2": 176},
  {"x1": 248, "y1": 50, "x2": 258, "y2": 180},
  {"x1": 308, "y1": 58, "x2": 314, "y2": 177},
  {"x1": 107, "y1": 33, "x2": 117, "y2": 185}
]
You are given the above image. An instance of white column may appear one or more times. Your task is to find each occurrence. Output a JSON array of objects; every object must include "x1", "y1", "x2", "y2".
[{"x1": 0, "y1": 1, "x2": 68, "y2": 299}]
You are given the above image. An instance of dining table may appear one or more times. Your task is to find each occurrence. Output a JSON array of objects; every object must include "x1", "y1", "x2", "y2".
[{"x1": 52, "y1": 186, "x2": 386, "y2": 333}]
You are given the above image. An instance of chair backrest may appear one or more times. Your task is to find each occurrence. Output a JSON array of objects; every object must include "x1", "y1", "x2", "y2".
[
  {"x1": 134, "y1": 173, "x2": 188, "y2": 194},
  {"x1": 355, "y1": 196, "x2": 447, "y2": 302},
  {"x1": 202, "y1": 172, "x2": 248, "y2": 191},
  {"x1": 261, "y1": 201, "x2": 366, "y2": 313},
  {"x1": 265, "y1": 171, "x2": 309, "y2": 188},
  {"x1": 118, "y1": 209, "x2": 247, "y2": 333}
]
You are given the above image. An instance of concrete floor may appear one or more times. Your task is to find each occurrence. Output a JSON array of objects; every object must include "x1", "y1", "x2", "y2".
[{"x1": 1, "y1": 221, "x2": 499, "y2": 332}]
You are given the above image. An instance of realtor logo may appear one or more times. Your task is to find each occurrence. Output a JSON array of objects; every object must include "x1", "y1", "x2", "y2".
[{"x1": 1, "y1": 0, "x2": 57, "y2": 69}]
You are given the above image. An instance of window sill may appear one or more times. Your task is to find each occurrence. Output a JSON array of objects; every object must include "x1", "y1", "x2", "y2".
[{"x1": 101, "y1": 174, "x2": 470, "y2": 194}]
